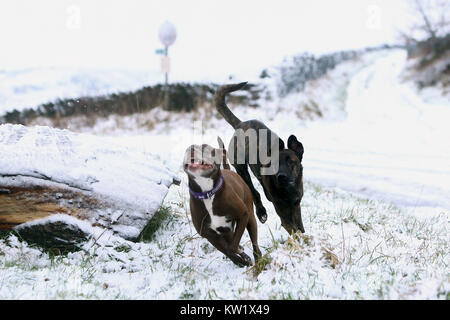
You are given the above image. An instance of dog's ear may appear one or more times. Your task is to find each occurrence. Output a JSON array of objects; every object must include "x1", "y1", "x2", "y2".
[
  {"x1": 217, "y1": 148, "x2": 230, "y2": 170},
  {"x1": 216, "y1": 137, "x2": 230, "y2": 170},
  {"x1": 217, "y1": 136, "x2": 226, "y2": 150},
  {"x1": 288, "y1": 135, "x2": 304, "y2": 161},
  {"x1": 278, "y1": 138, "x2": 285, "y2": 151}
]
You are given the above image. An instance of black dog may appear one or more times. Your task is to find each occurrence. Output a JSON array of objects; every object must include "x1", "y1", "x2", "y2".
[{"x1": 214, "y1": 82, "x2": 305, "y2": 234}]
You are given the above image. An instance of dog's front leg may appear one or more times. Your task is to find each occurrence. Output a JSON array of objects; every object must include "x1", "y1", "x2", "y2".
[
  {"x1": 206, "y1": 232, "x2": 251, "y2": 267},
  {"x1": 231, "y1": 213, "x2": 248, "y2": 252},
  {"x1": 233, "y1": 164, "x2": 268, "y2": 223}
]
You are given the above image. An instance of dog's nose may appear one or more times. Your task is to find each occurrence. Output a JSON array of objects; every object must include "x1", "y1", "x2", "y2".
[{"x1": 276, "y1": 173, "x2": 288, "y2": 184}]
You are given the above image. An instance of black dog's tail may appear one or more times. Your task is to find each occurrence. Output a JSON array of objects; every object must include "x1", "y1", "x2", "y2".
[
  {"x1": 217, "y1": 136, "x2": 230, "y2": 170},
  {"x1": 214, "y1": 82, "x2": 247, "y2": 129}
]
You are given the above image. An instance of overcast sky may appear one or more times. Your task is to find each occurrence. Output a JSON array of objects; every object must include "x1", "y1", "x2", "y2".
[{"x1": 0, "y1": 0, "x2": 412, "y2": 81}]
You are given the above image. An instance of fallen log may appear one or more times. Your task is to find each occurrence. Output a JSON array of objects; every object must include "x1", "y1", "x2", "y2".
[{"x1": 0, "y1": 124, "x2": 179, "y2": 250}]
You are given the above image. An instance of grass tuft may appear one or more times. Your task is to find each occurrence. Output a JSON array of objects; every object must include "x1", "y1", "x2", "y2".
[
  {"x1": 139, "y1": 205, "x2": 173, "y2": 242},
  {"x1": 0, "y1": 230, "x2": 13, "y2": 240},
  {"x1": 247, "y1": 251, "x2": 273, "y2": 278}
]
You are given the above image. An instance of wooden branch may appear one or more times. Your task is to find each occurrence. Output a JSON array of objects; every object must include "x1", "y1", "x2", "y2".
[
  {"x1": 0, "y1": 183, "x2": 97, "y2": 231},
  {"x1": 0, "y1": 124, "x2": 179, "y2": 250}
]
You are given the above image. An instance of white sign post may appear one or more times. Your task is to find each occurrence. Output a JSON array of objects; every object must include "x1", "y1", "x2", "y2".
[
  {"x1": 158, "y1": 21, "x2": 177, "y2": 86},
  {"x1": 161, "y1": 56, "x2": 170, "y2": 74},
  {"x1": 158, "y1": 21, "x2": 176, "y2": 109}
]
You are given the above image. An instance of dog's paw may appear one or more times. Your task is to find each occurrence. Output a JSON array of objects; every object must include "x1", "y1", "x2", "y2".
[
  {"x1": 256, "y1": 206, "x2": 268, "y2": 224},
  {"x1": 238, "y1": 252, "x2": 252, "y2": 267},
  {"x1": 230, "y1": 252, "x2": 252, "y2": 267}
]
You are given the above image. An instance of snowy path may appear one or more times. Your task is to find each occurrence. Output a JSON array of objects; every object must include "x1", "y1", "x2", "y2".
[
  {"x1": 105, "y1": 51, "x2": 449, "y2": 216},
  {"x1": 294, "y1": 51, "x2": 450, "y2": 215}
]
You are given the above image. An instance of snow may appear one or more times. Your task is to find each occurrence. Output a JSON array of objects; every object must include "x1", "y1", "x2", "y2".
[
  {"x1": 87, "y1": 50, "x2": 450, "y2": 216},
  {"x1": 0, "y1": 124, "x2": 176, "y2": 210},
  {"x1": 0, "y1": 67, "x2": 158, "y2": 115},
  {"x1": 0, "y1": 124, "x2": 178, "y2": 239},
  {"x1": 0, "y1": 180, "x2": 447, "y2": 299},
  {"x1": 14, "y1": 214, "x2": 102, "y2": 239},
  {"x1": 293, "y1": 51, "x2": 450, "y2": 214},
  {"x1": 0, "y1": 49, "x2": 449, "y2": 299}
]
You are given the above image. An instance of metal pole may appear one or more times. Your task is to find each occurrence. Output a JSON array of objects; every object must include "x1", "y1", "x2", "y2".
[
  {"x1": 164, "y1": 46, "x2": 168, "y2": 85},
  {"x1": 164, "y1": 45, "x2": 169, "y2": 109}
]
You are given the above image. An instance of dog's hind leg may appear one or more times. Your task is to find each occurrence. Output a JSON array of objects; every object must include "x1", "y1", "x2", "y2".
[
  {"x1": 233, "y1": 164, "x2": 268, "y2": 223},
  {"x1": 246, "y1": 212, "x2": 262, "y2": 262}
]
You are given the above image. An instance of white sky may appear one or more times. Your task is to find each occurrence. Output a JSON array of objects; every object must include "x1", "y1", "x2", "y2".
[{"x1": 0, "y1": 0, "x2": 411, "y2": 81}]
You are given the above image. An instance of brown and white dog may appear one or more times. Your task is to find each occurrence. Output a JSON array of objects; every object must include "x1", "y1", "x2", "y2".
[{"x1": 183, "y1": 139, "x2": 261, "y2": 267}]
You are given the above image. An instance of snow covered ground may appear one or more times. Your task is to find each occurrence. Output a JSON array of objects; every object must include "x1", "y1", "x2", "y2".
[
  {"x1": 0, "y1": 49, "x2": 448, "y2": 299},
  {"x1": 295, "y1": 50, "x2": 450, "y2": 216},
  {"x1": 1, "y1": 179, "x2": 447, "y2": 299},
  {"x1": 0, "y1": 67, "x2": 158, "y2": 115}
]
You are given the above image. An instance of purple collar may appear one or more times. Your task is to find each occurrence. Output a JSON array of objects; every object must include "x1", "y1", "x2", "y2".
[{"x1": 189, "y1": 175, "x2": 224, "y2": 200}]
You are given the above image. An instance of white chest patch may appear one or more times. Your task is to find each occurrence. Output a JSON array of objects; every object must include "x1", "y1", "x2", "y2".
[{"x1": 193, "y1": 175, "x2": 232, "y2": 233}]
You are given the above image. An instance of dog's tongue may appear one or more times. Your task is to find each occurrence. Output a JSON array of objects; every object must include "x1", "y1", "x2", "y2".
[{"x1": 188, "y1": 163, "x2": 212, "y2": 170}]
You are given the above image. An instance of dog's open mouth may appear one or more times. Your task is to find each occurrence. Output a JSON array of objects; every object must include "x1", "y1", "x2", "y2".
[{"x1": 185, "y1": 160, "x2": 213, "y2": 171}]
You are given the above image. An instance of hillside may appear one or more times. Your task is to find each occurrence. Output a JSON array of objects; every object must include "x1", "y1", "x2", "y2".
[
  {"x1": 0, "y1": 49, "x2": 449, "y2": 299},
  {"x1": 0, "y1": 67, "x2": 156, "y2": 115}
]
